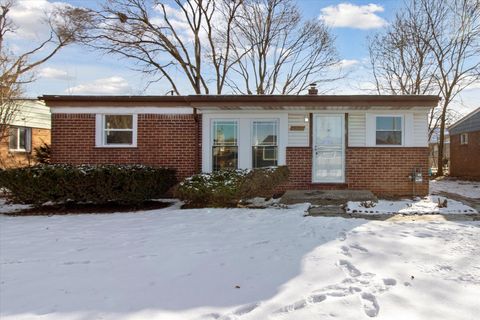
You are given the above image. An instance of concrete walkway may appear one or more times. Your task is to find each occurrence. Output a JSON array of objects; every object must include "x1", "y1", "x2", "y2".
[{"x1": 280, "y1": 189, "x2": 376, "y2": 206}]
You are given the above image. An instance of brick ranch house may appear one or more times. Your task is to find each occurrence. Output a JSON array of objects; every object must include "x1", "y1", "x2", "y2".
[
  {"x1": 449, "y1": 107, "x2": 480, "y2": 180},
  {"x1": 41, "y1": 94, "x2": 439, "y2": 197},
  {"x1": 1, "y1": 99, "x2": 51, "y2": 168}
]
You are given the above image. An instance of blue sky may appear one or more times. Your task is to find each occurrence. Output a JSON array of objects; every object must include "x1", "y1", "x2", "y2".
[{"x1": 8, "y1": 0, "x2": 480, "y2": 114}]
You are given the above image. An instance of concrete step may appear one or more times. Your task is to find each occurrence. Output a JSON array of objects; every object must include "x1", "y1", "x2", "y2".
[{"x1": 280, "y1": 189, "x2": 376, "y2": 206}]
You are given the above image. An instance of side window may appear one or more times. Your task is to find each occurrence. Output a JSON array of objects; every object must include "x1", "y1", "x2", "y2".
[
  {"x1": 97, "y1": 114, "x2": 137, "y2": 147},
  {"x1": 460, "y1": 133, "x2": 468, "y2": 145},
  {"x1": 212, "y1": 120, "x2": 238, "y2": 171},
  {"x1": 252, "y1": 121, "x2": 278, "y2": 168},
  {"x1": 9, "y1": 126, "x2": 31, "y2": 152},
  {"x1": 376, "y1": 116, "x2": 402, "y2": 145}
]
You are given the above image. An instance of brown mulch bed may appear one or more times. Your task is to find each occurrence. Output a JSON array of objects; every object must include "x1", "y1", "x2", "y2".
[{"x1": 3, "y1": 201, "x2": 173, "y2": 216}]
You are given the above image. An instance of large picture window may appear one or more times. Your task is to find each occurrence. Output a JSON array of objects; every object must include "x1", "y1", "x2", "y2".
[
  {"x1": 99, "y1": 114, "x2": 136, "y2": 147},
  {"x1": 9, "y1": 126, "x2": 31, "y2": 152},
  {"x1": 252, "y1": 121, "x2": 278, "y2": 168},
  {"x1": 212, "y1": 120, "x2": 238, "y2": 171},
  {"x1": 376, "y1": 116, "x2": 402, "y2": 145}
]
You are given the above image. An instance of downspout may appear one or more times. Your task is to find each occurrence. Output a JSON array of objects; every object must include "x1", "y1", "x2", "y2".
[{"x1": 193, "y1": 107, "x2": 200, "y2": 173}]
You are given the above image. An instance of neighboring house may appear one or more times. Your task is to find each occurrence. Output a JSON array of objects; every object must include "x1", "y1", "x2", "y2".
[
  {"x1": 449, "y1": 107, "x2": 480, "y2": 180},
  {"x1": 41, "y1": 93, "x2": 439, "y2": 196},
  {"x1": 429, "y1": 129, "x2": 450, "y2": 174},
  {"x1": 0, "y1": 99, "x2": 51, "y2": 168}
]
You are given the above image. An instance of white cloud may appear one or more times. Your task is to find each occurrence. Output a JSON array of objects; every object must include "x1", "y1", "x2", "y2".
[
  {"x1": 331, "y1": 59, "x2": 360, "y2": 70},
  {"x1": 38, "y1": 67, "x2": 71, "y2": 80},
  {"x1": 67, "y1": 77, "x2": 131, "y2": 95},
  {"x1": 8, "y1": 0, "x2": 71, "y2": 39},
  {"x1": 319, "y1": 3, "x2": 387, "y2": 29}
]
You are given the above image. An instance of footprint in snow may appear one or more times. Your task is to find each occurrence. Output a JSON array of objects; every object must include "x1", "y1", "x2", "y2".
[
  {"x1": 338, "y1": 231, "x2": 347, "y2": 241},
  {"x1": 340, "y1": 245, "x2": 352, "y2": 257},
  {"x1": 360, "y1": 292, "x2": 380, "y2": 317},
  {"x1": 338, "y1": 259, "x2": 362, "y2": 277},
  {"x1": 275, "y1": 260, "x2": 396, "y2": 317},
  {"x1": 213, "y1": 302, "x2": 260, "y2": 319},
  {"x1": 349, "y1": 243, "x2": 369, "y2": 253}
]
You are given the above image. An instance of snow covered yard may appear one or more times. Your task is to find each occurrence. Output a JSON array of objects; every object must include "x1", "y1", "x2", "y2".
[
  {"x1": 346, "y1": 196, "x2": 478, "y2": 215},
  {"x1": 1, "y1": 205, "x2": 479, "y2": 320},
  {"x1": 430, "y1": 179, "x2": 480, "y2": 199}
]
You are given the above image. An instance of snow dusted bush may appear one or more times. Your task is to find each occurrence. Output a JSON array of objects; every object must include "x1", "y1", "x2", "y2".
[
  {"x1": 0, "y1": 164, "x2": 176, "y2": 206},
  {"x1": 175, "y1": 166, "x2": 289, "y2": 208}
]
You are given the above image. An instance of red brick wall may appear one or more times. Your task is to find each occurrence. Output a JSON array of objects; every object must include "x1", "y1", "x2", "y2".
[
  {"x1": 52, "y1": 113, "x2": 429, "y2": 196},
  {"x1": 51, "y1": 114, "x2": 201, "y2": 180},
  {"x1": 283, "y1": 146, "x2": 429, "y2": 196},
  {"x1": 346, "y1": 147, "x2": 429, "y2": 196},
  {"x1": 450, "y1": 131, "x2": 480, "y2": 180}
]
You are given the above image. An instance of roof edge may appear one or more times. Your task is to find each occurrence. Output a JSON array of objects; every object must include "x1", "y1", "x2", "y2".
[
  {"x1": 449, "y1": 107, "x2": 480, "y2": 130},
  {"x1": 39, "y1": 94, "x2": 440, "y2": 107}
]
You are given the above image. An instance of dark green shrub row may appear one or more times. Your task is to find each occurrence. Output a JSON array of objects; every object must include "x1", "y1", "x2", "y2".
[
  {"x1": 0, "y1": 164, "x2": 176, "y2": 206},
  {"x1": 175, "y1": 166, "x2": 289, "y2": 207}
]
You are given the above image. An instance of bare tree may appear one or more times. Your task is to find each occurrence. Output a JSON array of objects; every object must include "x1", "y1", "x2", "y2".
[
  {"x1": 228, "y1": 0, "x2": 339, "y2": 94},
  {"x1": 421, "y1": 0, "x2": 480, "y2": 176},
  {"x1": 368, "y1": 0, "x2": 480, "y2": 175},
  {"x1": 368, "y1": 0, "x2": 441, "y2": 140},
  {"x1": 83, "y1": 0, "x2": 245, "y2": 94},
  {"x1": 0, "y1": 0, "x2": 88, "y2": 142}
]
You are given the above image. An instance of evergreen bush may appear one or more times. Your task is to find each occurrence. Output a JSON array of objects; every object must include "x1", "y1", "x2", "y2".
[
  {"x1": 176, "y1": 166, "x2": 289, "y2": 207},
  {"x1": 0, "y1": 164, "x2": 177, "y2": 206}
]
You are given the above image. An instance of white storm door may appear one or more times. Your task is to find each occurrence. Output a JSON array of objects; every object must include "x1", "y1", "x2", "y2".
[{"x1": 313, "y1": 114, "x2": 345, "y2": 183}]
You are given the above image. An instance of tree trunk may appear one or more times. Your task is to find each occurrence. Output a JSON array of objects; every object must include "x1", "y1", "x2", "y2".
[{"x1": 436, "y1": 103, "x2": 447, "y2": 176}]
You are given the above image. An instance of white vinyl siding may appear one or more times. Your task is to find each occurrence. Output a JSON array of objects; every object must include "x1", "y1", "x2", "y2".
[
  {"x1": 287, "y1": 113, "x2": 309, "y2": 147},
  {"x1": 413, "y1": 113, "x2": 428, "y2": 146},
  {"x1": 10, "y1": 100, "x2": 51, "y2": 129},
  {"x1": 348, "y1": 113, "x2": 366, "y2": 147}
]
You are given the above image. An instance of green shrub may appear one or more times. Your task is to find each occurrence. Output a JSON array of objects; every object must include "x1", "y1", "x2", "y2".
[
  {"x1": 34, "y1": 143, "x2": 51, "y2": 164},
  {"x1": 0, "y1": 164, "x2": 177, "y2": 206},
  {"x1": 175, "y1": 166, "x2": 289, "y2": 208}
]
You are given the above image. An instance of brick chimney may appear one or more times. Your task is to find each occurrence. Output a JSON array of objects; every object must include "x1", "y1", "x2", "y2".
[{"x1": 308, "y1": 83, "x2": 318, "y2": 95}]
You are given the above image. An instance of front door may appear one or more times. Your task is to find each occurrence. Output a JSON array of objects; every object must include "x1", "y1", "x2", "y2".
[{"x1": 313, "y1": 114, "x2": 345, "y2": 183}]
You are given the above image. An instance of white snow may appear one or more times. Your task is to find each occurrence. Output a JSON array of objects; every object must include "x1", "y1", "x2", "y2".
[
  {"x1": 430, "y1": 179, "x2": 480, "y2": 199},
  {"x1": 0, "y1": 198, "x2": 31, "y2": 214},
  {"x1": 346, "y1": 196, "x2": 478, "y2": 215},
  {"x1": 1, "y1": 204, "x2": 479, "y2": 320}
]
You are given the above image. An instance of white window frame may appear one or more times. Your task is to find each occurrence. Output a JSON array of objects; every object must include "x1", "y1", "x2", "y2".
[
  {"x1": 9, "y1": 126, "x2": 31, "y2": 152},
  {"x1": 95, "y1": 114, "x2": 138, "y2": 148},
  {"x1": 251, "y1": 120, "x2": 279, "y2": 168},
  {"x1": 460, "y1": 133, "x2": 468, "y2": 145},
  {"x1": 374, "y1": 115, "x2": 404, "y2": 147},
  {"x1": 201, "y1": 113, "x2": 288, "y2": 172}
]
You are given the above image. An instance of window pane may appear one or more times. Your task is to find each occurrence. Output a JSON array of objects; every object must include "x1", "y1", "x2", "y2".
[
  {"x1": 105, "y1": 115, "x2": 133, "y2": 129},
  {"x1": 253, "y1": 121, "x2": 277, "y2": 146},
  {"x1": 9, "y1": 128, "x2": 18, "y2": 150},
  {"x1": 376, "y1": 131, "x2": 402, "y2": 145},
  {"x1": 376, "y1": 116, "x2": 401, "y2": 131},
  {"x1": 105, "y1": 131, "x2": 133, "y2": 144},
  {"x1": 213, "y1": 121, "x2": 237, "y2": 146},
  {"x1": 252, "y1": 146, "x2": 278, "y2": 168},
  {"x1": 213, "y1": 146, "x2": 238, "y2": 171},
  {"x1": 18, "y1": 127, "x2": 27, "y2": 150}
]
